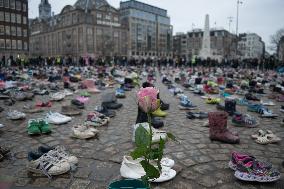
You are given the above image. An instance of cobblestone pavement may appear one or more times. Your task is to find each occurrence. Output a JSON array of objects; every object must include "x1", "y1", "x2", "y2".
[{"x1": 0, "y1": 77, "x2": 283, "y2": 189}]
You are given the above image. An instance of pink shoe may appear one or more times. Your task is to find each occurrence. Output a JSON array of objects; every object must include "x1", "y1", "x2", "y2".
[
  {"x1": 87, "y1": 87, "x2": 101, "y2": 93},
  {"x1": 228, "y1": 151, "x2": 272, "y2": 171},
  {"x1": 76, "y1": 96, "x2": 89, "y2": 103}
]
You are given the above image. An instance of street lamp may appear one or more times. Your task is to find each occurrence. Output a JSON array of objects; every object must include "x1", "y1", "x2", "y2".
[
  {"x1": 236, "y1": 0, "x2": 243, "y2": 36},
  {"x1": 227, "y1": 16, "x2": 233, "y2": 33},
  {"x1": 236, "y1": 0, "x2": 243, "y2": 58}
]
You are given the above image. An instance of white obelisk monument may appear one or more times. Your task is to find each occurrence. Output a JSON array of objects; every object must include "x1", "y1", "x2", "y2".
[{"x1": 199, "y1": 14, "x2": 211, "y2": 59}]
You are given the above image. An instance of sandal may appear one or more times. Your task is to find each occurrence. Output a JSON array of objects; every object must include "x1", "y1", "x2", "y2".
[
  {"x1": 251, "y1": 130, "x2": 266, "y2": 139},
  {"x1": 254, "y1": 130, "x2": 281, "y2": 144}
]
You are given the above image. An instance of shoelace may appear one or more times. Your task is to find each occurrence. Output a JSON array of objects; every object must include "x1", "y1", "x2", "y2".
[{"x1": 38, "y1": 154, "x2": 61, "y2": 179}]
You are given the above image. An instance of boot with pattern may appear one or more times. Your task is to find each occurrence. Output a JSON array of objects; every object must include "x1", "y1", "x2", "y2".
[{"x1": 208, "y1": 112, "x2": 240, "y2": 144}]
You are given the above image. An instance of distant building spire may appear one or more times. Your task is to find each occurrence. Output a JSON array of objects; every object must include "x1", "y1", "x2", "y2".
[{"x1": 39, "y1": 0, "x2": 51, "y2": 20}]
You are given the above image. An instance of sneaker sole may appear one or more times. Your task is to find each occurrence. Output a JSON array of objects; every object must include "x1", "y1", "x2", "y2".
[
  {"x1": 228, "y1": 161, "x2": 237, "y2": 171},
  {"x1": 178, "y1": 105, "x2": 197, "y2": 110},
  {"x1": 27, "y1": 166, "x2": 70, "y2": 176},
  {"x1": 234, "y1": 171, "x2": 280, "y2": 182}
]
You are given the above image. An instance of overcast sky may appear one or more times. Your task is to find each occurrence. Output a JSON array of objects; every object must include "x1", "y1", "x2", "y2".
[{"x1": 29, "y1": 0, "x2": 284, "y2": 52}]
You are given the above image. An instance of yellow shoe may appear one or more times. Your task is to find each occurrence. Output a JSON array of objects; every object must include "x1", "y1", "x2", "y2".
[
  {"x1": 152, "y1": 100, "x2": 167, "y2": 117},
  {"x1": 206, "y1": 98, "x2": 221, "y2": 104}
]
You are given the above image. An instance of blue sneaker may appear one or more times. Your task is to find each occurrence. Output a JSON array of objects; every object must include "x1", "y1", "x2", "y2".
[
  {"x1": 115, "y1": 88, "x2": 125, "y2": 98},
  {"x1": 179, "y1": 98, "x2": 197, "y2": 110},
  {"x1": 237, "y1": 98, "x2": 250, "y2": 106}
]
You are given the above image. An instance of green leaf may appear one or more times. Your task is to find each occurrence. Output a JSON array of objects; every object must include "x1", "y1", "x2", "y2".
[
  {"x1": 130, "y1": 146, "x2": 147, "y2": 159},
  {"x1": 148, "y1": 148, "x2": 160, "y2": 160},
  {"x1": 167, "y1": 132, "x2": 177, "y2": 142},
  {"x1": 135, "y1": 125, "x2": 151, "y2": 148},
  {"x1": 140, "y1": 160, "x2": 160, "y2": 179}
]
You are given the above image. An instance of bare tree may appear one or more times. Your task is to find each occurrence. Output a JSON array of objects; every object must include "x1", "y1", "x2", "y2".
[{"x1": 269, "y1": 28, "x2": 284, "y2": 52}]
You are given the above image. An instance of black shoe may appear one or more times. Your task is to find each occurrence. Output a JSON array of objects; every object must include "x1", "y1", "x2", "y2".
[
  {"x1": 71, "y1": 99, "x2": 85, "y2": 109},
  {"x1": 136, "y1": 107, "x2": 164, "y2": 129},
  {"x1": 95, "y1": 105, "x2": 116, "y2": 118},
  {"x1": 102, "y1": 102, "x2": 123, "y2": 109},
  {"x1": 186, "y1": 112, "x2": 208, "y2": 119},
  {"x1": 225, "y1": 99, "x2": 236, "y2": 116},
  {"x1": 216, "y1": 103, "x2": 225, "y2": 111},
  {"x1": 38, "y1": 146, "x2": 53, "y2": 155},
  {"x1": 160, "y1": 100, "x2": 169, "y2": 111}
]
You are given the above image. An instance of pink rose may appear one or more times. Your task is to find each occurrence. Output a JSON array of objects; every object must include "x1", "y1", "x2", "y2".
[{"x1": 137, "y1": 87, "x2": 159, "y2": 113}]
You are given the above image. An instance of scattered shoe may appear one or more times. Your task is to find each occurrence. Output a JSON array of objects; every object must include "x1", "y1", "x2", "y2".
[
  {"x1": 234, "y1": 160, "x2": 280, "y2": 182},
  {"x1": 61, "y1": 105, "x2": 82, "y2": 116},
  {"x1": 7, "y1": 110, "x2": 26, "y2": 120},
  {"x1": 71, "y1": 99, "x2": 85, "y2": 109},
  {"x1": 186, "y1": 111, "x2": 208, "y2": 119},
  {"x1": 208, "y1": 112, "x2": 240, "y2": 144},
  {"x1": 85, "y1": 112, "x2": 109, "y2": 127},
  {"x1": 95, "y1": 105, "x2": 116, "y2": 118},
  {"x1": 120, "y1": 156, "x2": 176, "y2": 183},
  {"x1": 50, "y1": 92, "x2": 65, "y2": 101},
  {"x1": 206, "y1": 97, "x2": 221, "y2": 104},
  {"x1": 27, "y1": 152, "x2": 71, "y2": 178},
  {"x1": 152, "y1": 100, "x2": 167, "y2": 117},
  {"x1": 45, "y1": 112, "x2": 72, "y2": 125},
  {"x1": 115, "y1": 88, "x2": 126, "y2": 98},
  {"x1": 132, "y1": 122, "x2": 167, "y2": 143},
  {"x1": 72, "y1": 125, "x2": 98, "y2": 139},
  {"x1": 251, "y1": 130, "x2": 281, "y2": 145},
  {"x1": 231, "y1": 113, "x2": 258, "y2": 128}
]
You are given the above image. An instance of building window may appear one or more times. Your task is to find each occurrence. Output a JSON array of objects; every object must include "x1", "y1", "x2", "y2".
[
  {"x1": 5, "y1": 12, "x2": 10, "y2": 22},
  {"x1": 17, "y1": 40, "x2": 21, "y2": 50},
  {"x1": 15, "y1": 0, "x2": 21, "y2": 11},
  {"x1": 0, "y1": 11, "x2": 3, "y2": 21},
  {"x1": 11, "y1": 26, "x2": 16, "y2": 36},
  {"x1": 97, "y1": 13, "x2": 102, "y2": 19},
  {"x1": 23, "y1": 16, "x2": 27, "y2": 24},
  {"x1": 22, "y1": 3, "x2": 26, "y2": 12},
  {"x1": 23, "y1": 41, "x2": 27, "y2": 50},
  {"x1": 23, "y1": 29, "x2": 27, "y2": 37},
  {"x1": 16, "y1": 14, "x2": 21, "y2": 24},
  {"x1": 10, "y1": 0, "x2": 14, "y2": 9},
  {"x1": 5, "y1": 25, "x2": 10, "y2": 35},
  {"x1": 11, "y1": 13, "x2": 15, "y2": 23},
  {"x1": 11, "y1": 39, "x2": 16, "y2": 49},
  {"x1": 97, "y1": 29, "x2": 102, "y2": 35},
  {"x1": 0, "y1": 39, "x2": 5, "y2": 49},
  {"x1": 72, "y1": 13, "x2": 77, "y2": 24},
  {"x1": 17, "y1": 27, "x2": 21, "y2": 36},
  {"x1": 114, "y1": 16, "x2": 118, "y2": 22},
  {"x1": 0, "y1": 25, "x2": 4, "y2": 35},
  {"x1": 5, "y1": 39, "x2": 11, "y2": 49},
  {"x1": 4, "y1": 0, "x2": 8, "y2": 8},
  {"x1": 114, "y1": 31, "x2": 119, "y2": 38},
  {"x1": 0, "y1": 0, "x2": 3, "y2": 7},
  {"x1": 105, "y1": 15, "x2": 111, "y2": 20}
]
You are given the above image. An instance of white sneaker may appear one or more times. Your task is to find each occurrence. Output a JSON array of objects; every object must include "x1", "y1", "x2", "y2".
[
  {"x1": 50, "y1": 92, "x2": 65, "y2": 101},
  {"x1": 46, "y1": 146, "x2": 78, "y2": 165},
  {"x1": 0, "y1": 124, "x2": 4, "y2": 128},
  {"x1": 120, "y1": 156, "x2": 176, "y2": 183},
  {"x1": 45, "y1": 112, "x2": 72, "y2": 124},
  {"x1": 261, "y1": 111, "x2": 278, "y2": 118},
  {"x1": 28, "y1": 154, "x2": 71, "y2": 177},
  {"x1": 72, "y1": 125, "x2": 98, "y2": 139},
  {"x1": 132, "y1": 123, "x2": 167, "y2": 143},
  {"x1": 7, "y1": 110, "x2": 26, "y2": 120},
  {"x1": 63, "y1": 89, "x2": 73, "y2": 96}
]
